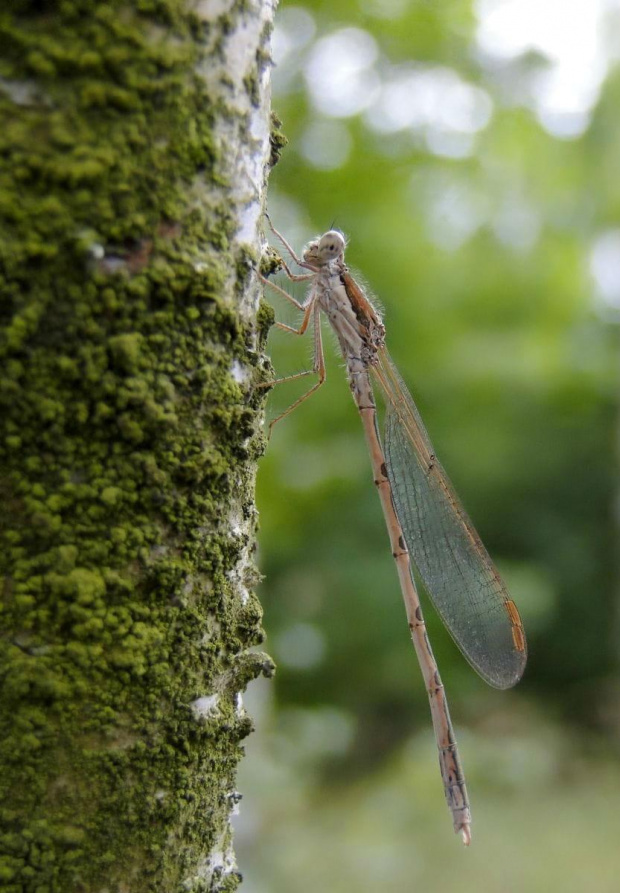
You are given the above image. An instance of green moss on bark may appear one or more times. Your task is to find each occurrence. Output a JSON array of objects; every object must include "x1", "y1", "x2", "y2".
[
  {"x1": 269, "y1": 110, "x2": 287, "y2": 168},
  {"x1": 0, "y1": 2, "x2": 271, "y2": 891}
]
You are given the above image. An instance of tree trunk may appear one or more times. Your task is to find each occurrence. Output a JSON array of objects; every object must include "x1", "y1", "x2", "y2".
[{"x1": 0, "y1": 1, "x2": 276, "y2": 890}]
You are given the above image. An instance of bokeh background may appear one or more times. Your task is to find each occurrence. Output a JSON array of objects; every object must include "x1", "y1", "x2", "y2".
[{"x1": 235, "y1": 1, "x2": 620, "y2": 889}]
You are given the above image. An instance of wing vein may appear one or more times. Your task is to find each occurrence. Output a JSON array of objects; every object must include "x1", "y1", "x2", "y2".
[{"x1": 372, "y1": 349, "x2": 527, "y2": 689}]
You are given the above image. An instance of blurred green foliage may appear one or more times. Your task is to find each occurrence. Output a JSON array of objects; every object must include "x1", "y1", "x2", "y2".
[{"x1": 240, "y1": 0, "x2": 620, "y2": 885}]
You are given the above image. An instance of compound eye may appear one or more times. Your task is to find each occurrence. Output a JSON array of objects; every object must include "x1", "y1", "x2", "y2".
[{"x1": 318, "y1": 230, "x2": 345, "y2": 261}]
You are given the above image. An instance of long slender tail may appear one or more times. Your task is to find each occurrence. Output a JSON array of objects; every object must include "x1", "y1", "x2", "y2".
[{"x1": 352, "y1": 366, "x2": 471, "y2": 844}]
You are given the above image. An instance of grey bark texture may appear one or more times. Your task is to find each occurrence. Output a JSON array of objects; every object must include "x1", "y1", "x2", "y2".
[{"x1": 0, "y1": 1, "x2": 276, "y2": 890}]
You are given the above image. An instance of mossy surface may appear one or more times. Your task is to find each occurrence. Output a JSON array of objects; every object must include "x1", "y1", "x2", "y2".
[{"x1": 0, "y1": 2, "x2": 271, "y2": 890}]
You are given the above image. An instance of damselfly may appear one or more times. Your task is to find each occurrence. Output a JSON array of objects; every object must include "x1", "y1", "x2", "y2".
[{"x1": 261, "y1": 220, "x2": 527, "y2": 845}]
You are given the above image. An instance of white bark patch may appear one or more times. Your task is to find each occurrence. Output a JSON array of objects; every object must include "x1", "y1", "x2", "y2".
[
  {"x1": 0, "y1": 77, "x2": 41, "y2": 106},
  {"x1": 180, "y1": 1, "x2": 274, "y2": 887},
  {"x1": 183, "y1": 834, "x2": 238, "y2": 891},
  {"x1": 230, "y1": 358, "x2": 250, "y2": 385},
  {"x1": 197, "y1": 0, "x2": 275, "y2": 319},
  {"x1": 190, "y1": 694, "x2": 220, "y2": 719},
  {"x1": 195, "y1": 0, "x2": 234, "y2": 16},
  {"x1": 225, "y1": 496, "x2": 256, "y2": 606}
]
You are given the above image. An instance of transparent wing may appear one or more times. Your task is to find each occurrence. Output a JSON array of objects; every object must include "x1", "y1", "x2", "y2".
[{"x1": 373, "y1": 350, "x2": 526, "y2": 689}]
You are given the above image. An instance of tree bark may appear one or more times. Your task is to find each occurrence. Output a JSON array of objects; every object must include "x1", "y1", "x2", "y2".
[{"x1": 0, "y1": 1, "x2": 276, "y2": 890}]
